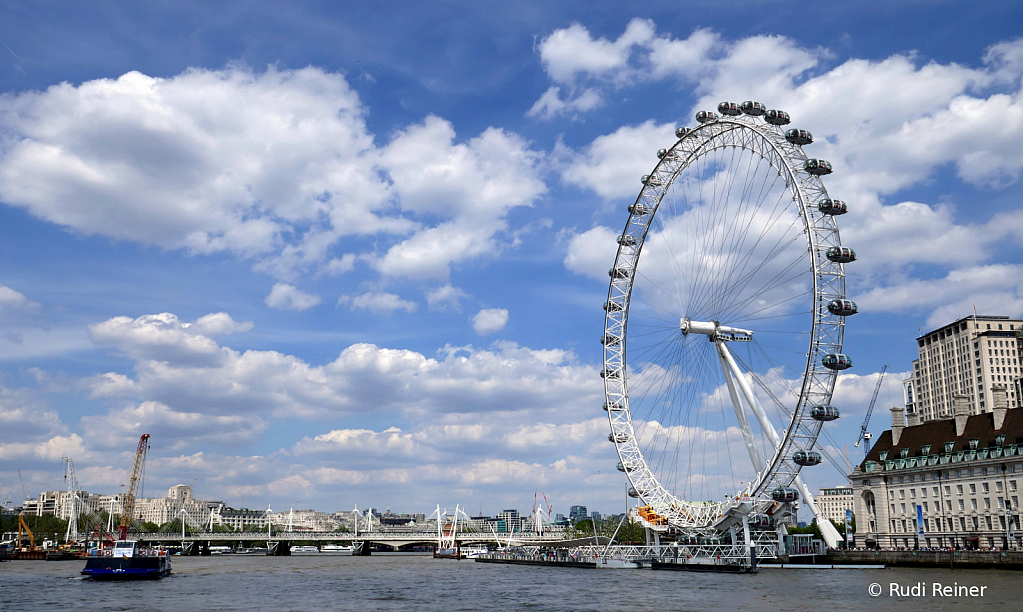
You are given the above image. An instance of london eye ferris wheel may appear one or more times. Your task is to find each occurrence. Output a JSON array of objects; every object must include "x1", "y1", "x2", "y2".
[{"x1": 601, "y1": 100, "x2": 856, "y2": 546}]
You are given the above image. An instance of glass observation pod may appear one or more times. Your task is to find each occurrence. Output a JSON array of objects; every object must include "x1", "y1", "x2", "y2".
[
  {"x1": 822, "y1": 353, "x2": 853, "y2": 371},
  {"x1": 609, "y1": 432, "x2": 629, "y2": 443},
  {"x1": 628, "y1": 486, "x2": 640, "y2": 498},
  {"x1": 804, "y1": 159, "x2": 833, "y2": 175},
  {"x1": 826, "y1": 246, "x2": 857, "y2": 263},
  {"x1": 793, "y1": 450, "x2": 823, "y2": 466},
  {"x1": 818, "y1": 199, "x2": 848, "y2": 215},
  {"x1": 603, "y1": 301, "x2": 624, "y2": 312},
  {"x1": 609, "y1": 267, "x2": 630, "y2": 279},
  {"x1": 696, "y1": 110, "x2": 719, "y2": 123},
  {"x1": 616, "y1": 461, "x2": 634, "y2": 473},
  {"x1": 601, "y1": 334, "x2": 621, "y2": 346},
  {"x1": 785, "y1": 129, "x2": 813, "y2": 145},
  {"x1": 749, "y1": 514, "x2": 772, "y2": 529},
  {"x1": 601, "y1": 368, "x2": 622, "y2": 379},
  {"x1": 617, "y1": 235, "x2": 637, "y2": 246},
  {"x1": 657, "y1": 148, "x2": 679, "y2": 160},
  {"x1": 603, "y1": 402, "x2": 623, "y2": 412},
  {"x1": 764, "y1": 109, "x2": 791, "y2": 125},
  {"x1": 741, "y1": 100, "x2": 766, "y2": 116},
  {"x1": 641, "y1": 174, "x2": 665, "y2": 186},
  {"x1": 810, "y1": 405, "x2": 841, "y2": 421},
  {"x1": 771, "y1": 487, "x2": 800, "y2": 503},
  {"x1": 827, "y1": 299, "x2": 858, "y2": 316},
  {"x1": 628, "y1": 203, "x2": 648, "y2": 215},
  {"x1": 717, "y1": 101, "x2": 742, "y2": 116},
  {"x1": 675, "y1": 126, "x2": 691, "y2": 138}
]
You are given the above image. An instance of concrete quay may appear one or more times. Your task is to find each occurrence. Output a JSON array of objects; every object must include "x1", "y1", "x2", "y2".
[{"x1": 826, "y1": 549, "x2": 1023, "y2": 569}]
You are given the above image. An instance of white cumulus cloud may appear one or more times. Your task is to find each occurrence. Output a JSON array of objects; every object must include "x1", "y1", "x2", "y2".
[
  {"x1": 265, "y1": 283, "x2": 322, "y2": 311},
  {"x1": 338, "y1": 292, "x2": 417, "y2": 314},
  {"x1": 471, "y1": 308, "x2": 509, "y2": 335}
]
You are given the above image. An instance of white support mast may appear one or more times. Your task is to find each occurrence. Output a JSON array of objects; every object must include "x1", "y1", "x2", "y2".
[
  {"x1": 63, "y1": 457, "x2": 79, "y2": 543},
  {"x1": 686, "y1": 318, "x2": 842, "y2": 549}
]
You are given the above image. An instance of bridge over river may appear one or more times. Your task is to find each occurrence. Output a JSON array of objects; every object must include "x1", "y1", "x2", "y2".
[{"x1": 129, "y1": 530, "x2": 595, "y2": 553}]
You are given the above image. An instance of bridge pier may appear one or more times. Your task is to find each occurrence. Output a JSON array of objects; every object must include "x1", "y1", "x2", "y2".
[
  {"x1": 353, "y1": 541, "x2": 371, "y2": 556},
  {"x1": 266, "y1": 540, "x2": 291, "y2": 556}
]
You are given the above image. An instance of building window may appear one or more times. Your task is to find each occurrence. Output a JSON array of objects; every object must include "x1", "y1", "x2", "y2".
[{"x1": 971, "y1": 499, "x2": 978, "y2": 510}]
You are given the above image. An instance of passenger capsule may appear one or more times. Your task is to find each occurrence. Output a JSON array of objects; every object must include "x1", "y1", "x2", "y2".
[
  {"x1": 641, "y1": 174, "x2": 665, "y2": 186},
  {"x1": 601, "y1": 368, "x2": 622, "y2": 379},
  {"x1": 771, "y1": 487, "x2": 799, "y2": 503},
  {"x1": 827, "y1": 299, "x2": 858, "y2": 316},
  {"x1": 804, "y1": 159, "x2": 833, "y2": 175},
  {"x1": 810, "y1": 405, "x2": 841, "y2": 421},
  {"x1": 603, "y1": 402, "x2": 622, "y2": 412},
  {"x1": 817, "y1": 199, "x2": 848, "y2": 215},
  {"x1": 617, "y1": 235, "x2": 637, "y2": 247},
  {"x1": 717, "y1": 101, "x2": 741, "y2": 116},
  {"x1": 604, "y1": 301, "x2": 624, "y2": 312},
  {"x1": 764, "y1": 109, "x2": 791, "y2": 125},
  {"x1": 657, "y1": 148, "x2": 678, "y2": 160},
  {"x1": 616, "y1": 461, "x2": 634, "y2": 473},
  {"x1": 627, "y1": 486, "x2": 640, "y2": 498},
  {"x1": 785, "y1": 129, "x2": 813, "y2": 145},
  {"x1": 628, "y1": 203, "x2": 648, "y2": 215},
  {"x1": 825, "y1": 246, "x2": 856, "y2": 263},
  {"x1": 609, "y1": 432, "x2": 629, "y2": 443},
  {"x1": 601, "y1": 334, "x2": 621, "y2": 346},
  {"x1": 696, "y1": 110, "x2": 718, "y2": 123},
  {"x1": 740, "y1": 101, "x2": 766, "y2": 116},
  {"x1": 609, "y1": 267, "x2": 630, "y2": 279},
  {"x1": 822, "y1": 353, "x2": 853, "y2": 371},
  {"x1": 749, "y1": 514, "x2": 772, "y2": 529},
  {"x1": 675, "y1": 126, "x2": 691, "y2": 138},
  {"x1": 793, "y1": 450, "x2": 823, "y2": 466}
]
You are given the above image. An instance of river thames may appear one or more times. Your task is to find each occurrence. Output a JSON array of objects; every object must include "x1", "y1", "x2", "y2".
[{"x1": 0, "y1": 553, "x2": 1017, "y2": 611}]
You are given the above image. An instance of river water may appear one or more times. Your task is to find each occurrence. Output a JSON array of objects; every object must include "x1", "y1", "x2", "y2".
[{"x1": 0, "y1": 553, "x2": 1017, "y2": 611}]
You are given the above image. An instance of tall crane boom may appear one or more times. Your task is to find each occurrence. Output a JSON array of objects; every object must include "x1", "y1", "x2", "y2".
[
  {"x1": 855, "y1": 365, "x2": 887, "y2": 459},
  {"x1": 118, "y1": 433, "x2": 150, "y2": 540}
]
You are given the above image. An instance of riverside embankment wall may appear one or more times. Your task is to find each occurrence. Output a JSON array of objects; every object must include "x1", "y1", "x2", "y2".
[{"x1": 827, "y1": 549, "x2": 1023, "y2": 569}]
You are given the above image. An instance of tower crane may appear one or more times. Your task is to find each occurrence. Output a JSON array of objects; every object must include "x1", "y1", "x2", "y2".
[
  {"x1": 118, "y1": 434, "x2": 150, "y2": 541},
  {"x1": 854, "y1": 365, "x2": 887, "y2": 459}
]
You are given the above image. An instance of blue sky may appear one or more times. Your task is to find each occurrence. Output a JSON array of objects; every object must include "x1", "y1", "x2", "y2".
[{"x1": 1, "y1": 1, "x2": 1022, "y2": 518}]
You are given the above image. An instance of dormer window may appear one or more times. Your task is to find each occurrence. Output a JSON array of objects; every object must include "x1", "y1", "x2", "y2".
[
  {"x1": 969, "y1": 439, "x2": 979, "y2": 450},
  {"x1": 879, "y1": 451, "x2": 888, "y2": 461},
  {"x1": 921, "y1": 445, "x2": 931, "y2": 455},
  {"x1": 996, "y1": 434, "x2": 1006, "y2": 446},
  {"x1": 900, "y1": 448, "x2": 910, "y2": 459},
  {"x1": 944, "y1": 441, "x2": 955, "y2": 453}
]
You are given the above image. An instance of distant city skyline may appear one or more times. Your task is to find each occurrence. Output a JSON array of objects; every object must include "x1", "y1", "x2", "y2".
[{"x1": 1, "y1": 1, "x2": 1022, "y2": 517}]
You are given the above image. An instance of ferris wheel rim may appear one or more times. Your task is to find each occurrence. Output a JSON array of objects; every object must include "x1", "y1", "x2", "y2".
[{"x1": 601, "y1": 109, "x2": 848, "y2": 531}]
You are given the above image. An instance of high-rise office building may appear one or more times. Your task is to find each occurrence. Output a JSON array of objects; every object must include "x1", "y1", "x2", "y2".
[{"x1": 906, "y1": 315, "x2": 1021, "y2": 423}]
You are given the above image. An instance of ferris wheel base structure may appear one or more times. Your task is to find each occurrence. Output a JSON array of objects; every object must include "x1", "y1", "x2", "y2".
[{"x1": 603, "y1": 100, "x2": 855, "y2": 550}]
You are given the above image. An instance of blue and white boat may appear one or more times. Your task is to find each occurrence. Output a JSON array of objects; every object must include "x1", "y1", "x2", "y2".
[{"x1": 81, "y1": 540, "x2": 172, "y2": 580}]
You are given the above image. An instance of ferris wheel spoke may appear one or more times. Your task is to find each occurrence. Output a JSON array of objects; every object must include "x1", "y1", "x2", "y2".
[{"x1": 718, "y1": 250, "x2": 809, "y2": 323}]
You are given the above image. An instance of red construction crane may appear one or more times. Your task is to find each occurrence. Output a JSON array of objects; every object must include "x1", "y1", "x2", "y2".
[{"x1": 118, "y1": 434, "x2": 150, "y2": 540}]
